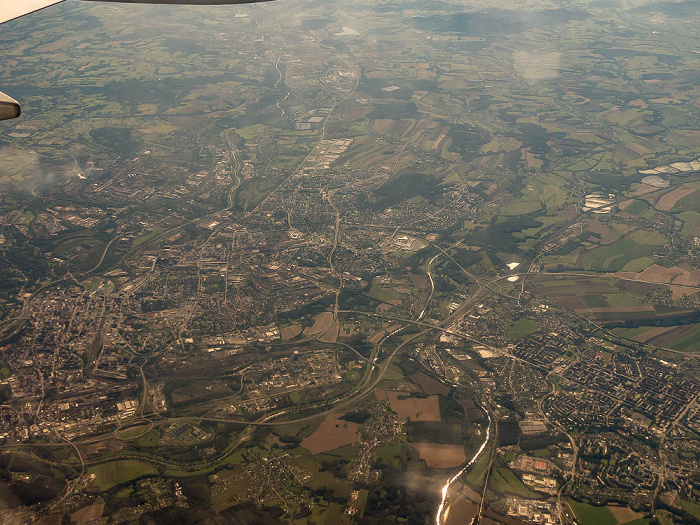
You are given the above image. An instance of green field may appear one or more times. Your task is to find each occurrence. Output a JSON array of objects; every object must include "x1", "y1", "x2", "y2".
[
  {"x1": 581, "y1": 234, "x2": 664, "y2": 272},
  {"x1": 679, "y1": 211, "x2": 700, "y2": 238},
  {"x1": 624, "y1": 200, "x2": 649, "y2": 216},
  {"x1": 489, "y1": 467, "x2": 540, "y2": 498},
  {"x1": 568, "y1": 500, "x2": 617, "y2": 525},
  {"x1": 88, "y1": 460, "x2": 157, "y2": 491},
  {"x1": 465, "y1": 451, "x2": 491, "y2": 487},
  {"x1": 681, "y1": 499, "x2": 700, "y2": 521},
  {"x1": 667, "y1": 324, "x2": 700, "y2": 353},
  {"x1": 499, "y1": 200, "x2": 543, "y2": 216},
  {"x1": 135, "y1": 429, "x2": 161, "y2": 447},
  {"x1": 641, "y1": 323, "x2": 700, "y2": 353},
  {"x1": 611, "y1": 326, "x2": 660, "y2": 340},
  {"x1": 234, "y1": 124, "x2": 266, "y2": 140},
  {"x1": 367, "y1": 285, "x2": 403, "y2": 303},
  {"x1": 505, "y1": 319, "x2": 541, "y2": 339},
  {"x1": 115, "y1": 424, "x2": 151, "y2": 440},
  {"x1": 581, "y1": 294, "x2": 607, "y2": 308},
  {"x1": 0, "y1": 359, "x2": 11, "y2": 379},
  {"x1": 604, "y1": 294, "x2": 641, "y2": 307},
  {"x1": 620, "y1": 257, "x2": 655, "y2": 272}
]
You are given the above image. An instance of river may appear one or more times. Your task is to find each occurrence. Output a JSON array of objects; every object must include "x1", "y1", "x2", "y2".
[{"x1": 435, "y1": 405, "x2": 493, "y2": 525}]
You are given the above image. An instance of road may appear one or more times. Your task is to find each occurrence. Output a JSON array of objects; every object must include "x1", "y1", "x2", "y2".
[
  {"x1": 243, "y1": 64, "x2": 360, "y2": 218},
  {"x1": 221, "y1": 129, "x2": 243, "y2": 210},
  {"x1": 474, "y1": 405, "x2": 498, "y2": 525},
  {"x1": 419, "y1": 251, "x2": 440, "y2": 321},
  {"x1": 651, "y1": 390, "x2": 700, "y2": 518},
  {"x1": 179, "y1": 328, "x2": 430, "y2": 428},
  {"x1": 50, "y1": 430, "x2": 85, "y2": 511},
  {"x1": 539, "y1": 376, "x2": 578, "y2": 523},
  {"x1": 436, "y1": 401, "x2": 493, "y2": 525},
  {"x1": 273, "y1": 54, "x2": 290, "y2": 117},
  {"x1": 324, "y1": 190, "x2": 343, "y2": 324}
]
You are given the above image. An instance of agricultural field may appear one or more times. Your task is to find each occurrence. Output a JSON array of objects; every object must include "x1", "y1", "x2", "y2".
[
  {"x1": 300, "y1": 415, "x2": 360, "y2": 454},
  {"x1": 87, "y1": 461, "x2": 157, "y2": 491},
  {"x1": 567, "y1": 500, "x2": 617, "y2": 525},
  {"x1": 681, "y1": 499, "x2": 700, "y2": 521},
  {"x1": 607, "y1": 506, "x2": 647, "y2": 524},
  {"x1": 527, "y1": 273, "x2": 700, "y2": 327},
  {"x1": 465, "y1": 452, "x2": 491, "y2": 488},
  {"x1": 579, "y1": 230, "x2": 665, "y2": 273},
  {"x1": 633, "y1": 323, "x2": 700, "y2": 353},
  {"x1": 374, "y1": 390, "x2": 441, "y2": 422},
  {"x1": 504, "y1": 319, "x2": 541, "y2": 339},
  {"x1": 409, "y1": 443, "x2": 466, "y2": 468},
  {"x1": 489, "y1": 467, "x2": 540, "y2": 499}
]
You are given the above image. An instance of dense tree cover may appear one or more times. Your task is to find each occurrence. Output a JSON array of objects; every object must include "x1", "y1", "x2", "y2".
[
  {"x1": 357, "y1": 172, "x2": 443, "y2": 211},
  {"x1": 446, "y1": 123, "x2": 491, "y2": 161}
]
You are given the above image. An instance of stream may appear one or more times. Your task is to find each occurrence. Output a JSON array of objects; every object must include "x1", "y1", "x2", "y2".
[{"x1": 436, "y1": 406, "x2": 493, "y2": 524}]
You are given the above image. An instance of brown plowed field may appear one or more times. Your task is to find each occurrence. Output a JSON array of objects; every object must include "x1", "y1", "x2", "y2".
[
  {"x1": 280, "y1": 323, "x2": 302, "y2": 340},
  {"x1": 608, "y1": 506, "x2": 644, "y2": 523},
  {"x1": 301, "y1": 415, "x2": 359, "y2": 454},
  {"x1": 631, "y1": 326, "x2": 676, "y2": 343},
  {"x1": 410, "y1": 442, "x2": 465, "y2": 468},
  {"x1": 411, "y1": 372, "x2": 450, "y2": 395},
  {"x1": 656, "y1": 187, "x2": 695, "y2": 211},
  {"x1": 617, "y1": 264, "x2": 700, "y2": 286},
  {"x1": 304, "y1": 312, "x2": 334, "y2": 336},
  {"x1": 319, "y1": 320, "x2": 339, "y2": 342},
  {"x1": 375, "y1": 390, "x2": 441, "y2": 421}
]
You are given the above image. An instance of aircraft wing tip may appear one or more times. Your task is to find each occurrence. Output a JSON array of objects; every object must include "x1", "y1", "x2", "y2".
[{"x1": 0, "y1": 91, "x2": 21, "y2": 121}]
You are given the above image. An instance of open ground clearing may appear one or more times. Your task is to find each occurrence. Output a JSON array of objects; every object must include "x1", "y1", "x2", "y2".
[
  {"x1": 301, "y1": 415, "x2": 359, "y2": 454},
  {"x1": 87, "y1": 460, "x2": 157, "y2": 491},
  {"x1": 409, "y1": 442, "x2": 466, "y2": 468},
  {"x1": 304, "y1": 312, "x2": 335, "y2": 336},
  {"x1": 375, "y1": 390, "x2": 442, "y2": 421}
]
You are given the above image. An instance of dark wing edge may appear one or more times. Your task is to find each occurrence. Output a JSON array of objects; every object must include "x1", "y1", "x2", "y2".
[
  {"x1": 0, "y1": 1, "x2": 66, "y2": 26},
  {"x1": 0, "y1": 92, "x2": 21, "y2": 121}
]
